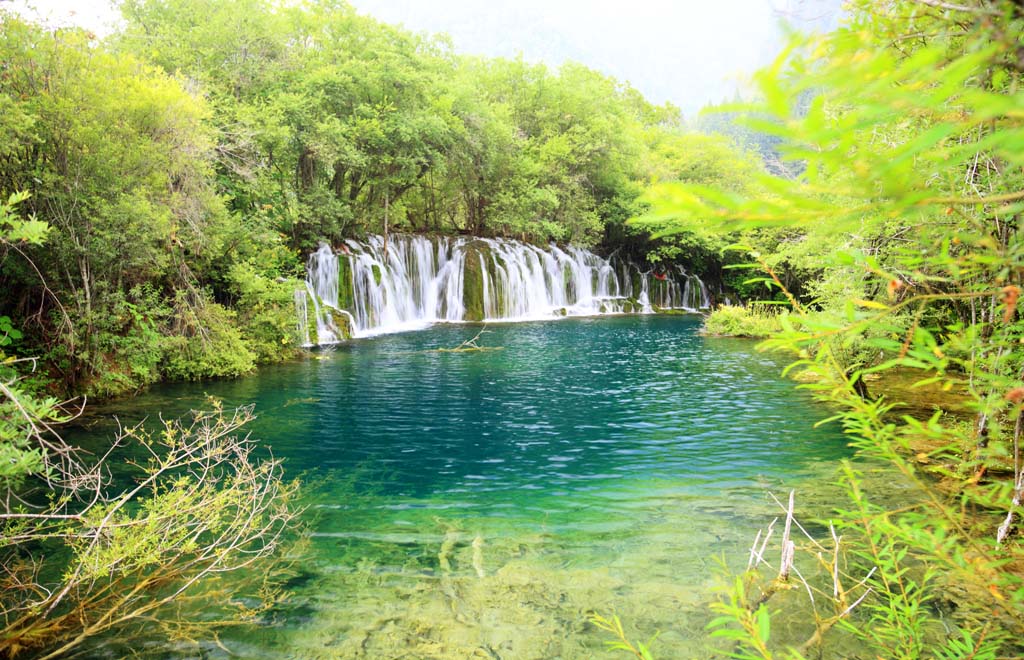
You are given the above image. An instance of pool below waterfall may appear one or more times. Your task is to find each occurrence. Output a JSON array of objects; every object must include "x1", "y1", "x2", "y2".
[{"x1": 74, "y1": 315, "x2": 863, "y2": 659}]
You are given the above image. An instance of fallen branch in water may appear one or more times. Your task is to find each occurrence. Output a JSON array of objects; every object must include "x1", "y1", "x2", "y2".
[
  {"x1": 0, "y1": 400, "x2": 303, "y2": 659},
  {"x1": 431, "y1": 326, "x2": 503, "y2": 353},
  {"x1": 712, "y1": 490, "x2": 874, "y2": 658}
]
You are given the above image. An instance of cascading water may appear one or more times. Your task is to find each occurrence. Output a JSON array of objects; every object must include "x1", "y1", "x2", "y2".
[
  {"x1": 477, "y1": 239, "x2": 627, "y2": 320},
  {"x1": 308, "y1": 243, "x2": 339, "y2": 309},
  {"x1": 681, "y1": 270, "x2": 710, "y2": 310},
  {"x1": 294, "y1": 289, "x2": 311, "y2": 347},
  {"x1": 293, "y1": 243, "x2": 344, "y2": 344},
  {"x1": 297, "y1": 235, "x2": 713, "y2": 344},
  {"x1": 637, "y1": 275, "x2": 654, "y2": 314},
  {"x1": 646, "y1": 265, "x2": 711, "y2": 311},
  {"x1": 344, "y1": 235, "x2": 466, "y2": 336}
]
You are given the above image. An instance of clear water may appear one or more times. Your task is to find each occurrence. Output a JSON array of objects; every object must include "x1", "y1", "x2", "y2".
[{"x1": 75, "y1": 316, "x2": 859, "y2": 659}]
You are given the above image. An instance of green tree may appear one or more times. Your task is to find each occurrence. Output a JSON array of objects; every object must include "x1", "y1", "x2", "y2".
[
  {"x1": 0, "y1": 191, "x2": 62, "y2": 493},
  {"x1": 0, "y1": 14, "x2": 250, "y2": 396},
  {"x1": 637, "y1": 0, "x2": 1024, "y2": 657},
  {"x1": 635, "y1": 130, "x2": 765, "y2": 282}
]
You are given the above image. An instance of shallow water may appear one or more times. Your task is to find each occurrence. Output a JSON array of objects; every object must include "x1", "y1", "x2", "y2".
[{"x1": 75, "y1": 316, "x2": 866, "y2": 658}]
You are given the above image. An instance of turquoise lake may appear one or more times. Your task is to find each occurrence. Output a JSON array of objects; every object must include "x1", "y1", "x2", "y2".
[{"x1": 75, "y1": 315, "x2": 862, "y2": 659}]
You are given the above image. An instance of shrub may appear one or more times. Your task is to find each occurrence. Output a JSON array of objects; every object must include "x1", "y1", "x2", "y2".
[
  {"x1": 702, "y1": 304, "x2": 784, "y2": 338},
  {"x1": 226, "y1": 262, "x2": 305, "y2": 363},
  {"x1": 0, "y1": 400, "x2": 301, "y2": 659},
  {"x1": 162, "y1": 296, "x2": 256, "y2": 381}
]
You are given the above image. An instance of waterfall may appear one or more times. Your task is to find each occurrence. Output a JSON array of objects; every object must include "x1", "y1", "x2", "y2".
[
  {"x1": 294, "y1": 289, "x2": 311, "y2": 347},
  {"x1": 477, "y1": 239, "x2": 634, "y2": 320},
  {"x1": 308, "y1": 243, "x2": 339, "y2": 307},
  {"x1": 637, "y1": 275, "x2": 653, "y2": 314},
  {"x1": 342, "y1": 235, "x2": 467, "y2": 337},
  {"x1": 298, "y1": 235, "x2": 712, "y2": 344},
  {"x1": 681, "y1": 271, "x2": 710, "y2": 310},
  {"x1": 645, "y1": 266, "x2": 710, "y2": 312},
  {"x1": 293, "y1": 243, "x2": 345, "y2": 344},
  {"x1": 304, "y1": 280, "x2": 342, "y2": 344}
]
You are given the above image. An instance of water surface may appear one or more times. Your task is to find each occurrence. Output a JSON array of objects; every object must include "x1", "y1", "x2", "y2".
[{"x1": 77, "y1": 315, "x2": 857, "y2": 658}]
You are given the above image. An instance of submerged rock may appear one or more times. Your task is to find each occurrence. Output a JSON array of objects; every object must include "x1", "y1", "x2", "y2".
[{"x1": 327, "y1": 307, "x2": 354, "y2": 340}]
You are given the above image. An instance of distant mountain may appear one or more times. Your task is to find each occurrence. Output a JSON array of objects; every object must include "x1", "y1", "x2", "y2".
[{"x1": 348, "y1": 0, "x2": 841, "y2": 115}]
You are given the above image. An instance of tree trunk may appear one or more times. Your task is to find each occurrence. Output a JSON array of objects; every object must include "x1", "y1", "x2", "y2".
[
  {"x1": 297, "y1": 148, "x2": 315, "y2": 191},
  {"x1": 383, "y1": 191, "x2": 389, "y2": 258}
]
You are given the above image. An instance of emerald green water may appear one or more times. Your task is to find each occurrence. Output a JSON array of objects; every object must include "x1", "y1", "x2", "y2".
[{"x1": 77, "y1": 316, "x2": 858, "y2": 658}]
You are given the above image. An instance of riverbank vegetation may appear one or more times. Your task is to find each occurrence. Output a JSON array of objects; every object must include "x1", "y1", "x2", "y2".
[
  {"x1": 637, "y1": 0, "x2": 1024, "y2": 657},
  {"x1": 1, "y1": 191, "x2": 301, "y2": 658},
  {"x1": 702, "y1": 305, "x2": 783, "y2": 339}
]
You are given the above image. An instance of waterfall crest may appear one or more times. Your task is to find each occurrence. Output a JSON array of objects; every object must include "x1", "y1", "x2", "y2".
[{"x1": 296, "y1": 235, "x2": 711, "y2": 343}]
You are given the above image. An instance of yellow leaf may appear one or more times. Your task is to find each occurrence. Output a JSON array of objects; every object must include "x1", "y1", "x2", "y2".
[{"x1": 854, "y1": 299, "x2": 890, "y2": 310}]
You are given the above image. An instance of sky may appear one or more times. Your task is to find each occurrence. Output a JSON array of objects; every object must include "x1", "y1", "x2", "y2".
[{"x1": 5, "y1": 0, "x2": 841, "y2": 116}]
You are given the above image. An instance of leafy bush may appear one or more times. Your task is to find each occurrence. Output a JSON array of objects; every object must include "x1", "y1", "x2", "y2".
[
  {"x1": 80, "y1": 285, "x2": 169, "y2": 398},
  {"x1": 226, "y1": 262, "x2": 305, "y2": 363},
  {"x1": 703, "y1": 305, "x2": 784, "y2": 338},
  {"x1": 0, "y1": 400, "x2": 301, "y2": 659},
  {"x1": 162, "y1": 297, "x2": 256, "y2": 381}
]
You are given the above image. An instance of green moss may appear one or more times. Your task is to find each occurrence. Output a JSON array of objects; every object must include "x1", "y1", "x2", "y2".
[
  {"x1": 307, "y1": 293, "x2": 319, "y2": 346},
  {"x1": 631, "y1": 272, "x2": 644, "y2": 296},
  {"x1": 651, "y1": 279, "x2": 670, "y2": 303},
  {"x1": 328, "y1": 308, "x2": 354, "y2": 340},
  {"x1": 337, "y1": 256, "x2": 355, "y2": 312},
  {"x1": 462, "y1": 245, "x2": 486, "y2": 322}
]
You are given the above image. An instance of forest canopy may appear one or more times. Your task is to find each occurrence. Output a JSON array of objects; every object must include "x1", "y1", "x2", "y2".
[{"x1": 0, "y1": 0, "x2": 758, "y2": 399}]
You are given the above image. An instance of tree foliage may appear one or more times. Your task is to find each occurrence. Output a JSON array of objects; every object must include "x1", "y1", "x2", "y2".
[
  {"x1": 0, "y1": 12, "x2": 305, "y2": 397},
  {"x1": 115, "y1": 0, "x2": 689, "y2": 248},
  {"x1": 637, "y1": 0, "x2": 1024, "y2": 657}
]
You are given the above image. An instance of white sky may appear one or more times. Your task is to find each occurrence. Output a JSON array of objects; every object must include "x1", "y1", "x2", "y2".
[
  {"x1": 4, "y1": 0, "x2": 840, "y2": 115},
  {"x1": 5, "y1": 0, "x2": 120, "y2": 33}
]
